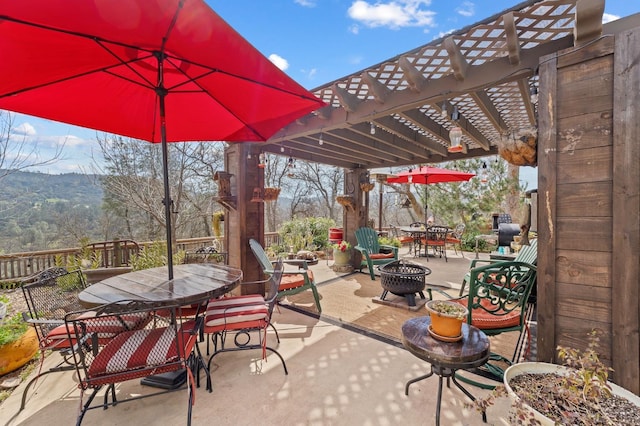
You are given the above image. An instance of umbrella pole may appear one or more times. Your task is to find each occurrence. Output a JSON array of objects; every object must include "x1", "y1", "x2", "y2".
[{"x1": 157, "y1": 57, "x2": 174, "y2": 280}]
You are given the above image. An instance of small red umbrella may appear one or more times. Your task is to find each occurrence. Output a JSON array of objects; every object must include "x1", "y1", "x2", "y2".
[
  {"x1": 0, "y1": 0, "x2": 325, "y2": 278},
  {"x1": 387, "y1": 166, "x2": 475, "y2": 222}
]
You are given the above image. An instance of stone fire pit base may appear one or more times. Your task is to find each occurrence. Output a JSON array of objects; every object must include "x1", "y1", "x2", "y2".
[{"x1": 372, "y1": 294, "x2": 428, "y2": 312}]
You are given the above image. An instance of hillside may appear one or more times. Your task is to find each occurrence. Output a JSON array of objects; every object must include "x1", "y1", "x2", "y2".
[{"x1": 0, "y1": 171, "x2": 104, "y2": 253}]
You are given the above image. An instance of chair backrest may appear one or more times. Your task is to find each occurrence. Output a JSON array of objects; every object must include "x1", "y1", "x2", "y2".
[
  {"x1": 21, "y1": 267, "x2": 87, "y2": 342},
  {"x1": 65, "y1": 300, "x2": 189, "y2": 389},
  {"x1": 515, "y1": 238, "x2": 538, "y2": 265},
  {"x1": 264, "y1": 260, "x2": 284, "y2": 315},
  {"x1": 427, "y1": 225, "x2": 449, "y2": 244},
  {"x1": 453, "y1": 223, "x2": 465, "y2": 238},
  {"x1": 466, "y1": 261, "x2": 537, "y2": 329},
  {"x1": 249, "y1": 239, "x2": 274, "y2": 272},
  {"x1": 355, "y1": 227, "x2": 380, "y2": 253}
]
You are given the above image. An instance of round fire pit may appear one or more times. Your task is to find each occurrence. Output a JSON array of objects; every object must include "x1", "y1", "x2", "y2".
[{"x1": 379, "y1": 260, "x2": 431, "y2": 306}]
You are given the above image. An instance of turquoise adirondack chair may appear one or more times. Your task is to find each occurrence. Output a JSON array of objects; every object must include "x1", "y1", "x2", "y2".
[
  {"x1": 354, "y1": 227, "x2": 398, "y2": 280},
  {"x1": 459, "y1": 238, "x2": 537, "y2": 296},
  {"x1": 249, "y1": 239, "x2": 321, "y2": 312}
]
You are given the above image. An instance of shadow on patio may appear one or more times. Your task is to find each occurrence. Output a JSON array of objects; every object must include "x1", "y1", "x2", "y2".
[{"x1": 1, "y1": 248, "x2": 519, "y2": 425}]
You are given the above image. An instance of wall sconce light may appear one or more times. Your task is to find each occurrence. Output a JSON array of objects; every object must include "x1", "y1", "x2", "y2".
[
  {"x1": 480, "y1": 161, "x2": 488, "y2": 184},
  {"x1": 440, "y1": 100, "x2": 448, "y2": 118},
  {"x1": 287, "y1": 156, "x2": 296, "y2": 177},
  {"x1": 370, "y1": 122, "x2": 376, "y2": 135},
  {"x1": 258, "y1": 153, "x2": 266, "y2": 168},
  {"x1": 250, "y1": 188, "x2": 263, "y2": 203},
  {"x1": 448, "y1": 106, "x2": 463, "y2": 153}
]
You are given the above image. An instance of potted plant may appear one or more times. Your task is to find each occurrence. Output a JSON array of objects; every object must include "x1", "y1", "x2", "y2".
[
  {"x1": 470, "y1": 330, "x2": 640, "y2": 425},
  {"x1": 424, "y1": 300, "x2": 468, "y2": 340},
  {"x1": 0, "y1": 296, "x2": 38, "y2": 376},
  {"x1": 332, "y1": 240, "x2": 352, "y2": 266}
]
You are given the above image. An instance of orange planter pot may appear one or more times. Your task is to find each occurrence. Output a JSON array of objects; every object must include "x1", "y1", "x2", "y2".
[
  {"x1": 425, "y1": 300, "x2": 468, "y2": 339},
  {"x1": 0, "y1": 327, "x2": 39, "y2": 376}
]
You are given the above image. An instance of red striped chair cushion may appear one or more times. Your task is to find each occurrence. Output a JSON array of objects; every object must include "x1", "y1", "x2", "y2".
[
  {"x1": 88, "y1": 327, "x2": 180, "y2": 378},
  {"x1": 204, "y1": 304, "x2": 268, "y2": 331},
  {"x1": 207, "y1": 294, "x2": 265, "y2": 309},
  {"x1": 45, "y1": 311, "x2": 151, "y2": 349}
]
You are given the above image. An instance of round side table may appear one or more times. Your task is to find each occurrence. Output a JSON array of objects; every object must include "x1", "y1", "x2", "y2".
[{"x1": 401, "y1": 316, "x2": 490, "y2": 426}]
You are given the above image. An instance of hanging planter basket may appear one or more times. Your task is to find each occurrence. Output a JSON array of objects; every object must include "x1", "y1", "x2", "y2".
[
  {"x1": 360, "y1": 182, "x2": 375, "y2": 192},
  {"x1": 499, "y1": 128, "x2": 538, "y2": 166},
  {"x1": 336, "y1": 195, "x2": 356, "y2": 211},
  {"x1": 263, "y1": 187, "x2": 281, "y2": 201}
]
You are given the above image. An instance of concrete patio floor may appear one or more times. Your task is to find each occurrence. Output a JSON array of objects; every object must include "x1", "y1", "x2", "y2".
[{"x1": 1, "y1": 247, "x2": 516, "y2": 425}]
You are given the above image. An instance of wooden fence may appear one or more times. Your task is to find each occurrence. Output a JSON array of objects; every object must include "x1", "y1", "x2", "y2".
[{"x1": 0, "y1": 232, "x2": 281, "y2": 285}]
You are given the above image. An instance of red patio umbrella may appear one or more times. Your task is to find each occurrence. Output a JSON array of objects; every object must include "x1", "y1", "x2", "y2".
[
  {"x1": 0, "y1": 0, "x2": 325, "y2": 278},
  {"x1": 387, "y1": 166, "x2": 475, "y2": 222}
]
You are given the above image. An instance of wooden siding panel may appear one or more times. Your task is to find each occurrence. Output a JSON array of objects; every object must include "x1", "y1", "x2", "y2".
[
  {"x1": 556, "y1": 182, "x2": 612, "y2": 218},
  {"x1": 556, "y1": 249, "x2": 612, "y2": 287},
  {"x1": 556, "y1": 55, "x2": 613, "y2": 119},
  {"x1": 556, "y1": 282, "x2": 611, "y2": 323},
  {"x1": 536, "y1": 51, "x2": 558, "y2": 363},
  {"x1": 555, "y1": 145, "x2": 612, "y2": 184},
  {"x1": 555, "y1": 314, "x2": 612, "y2": 364},
  {"x1": 557, "y1": 110, "x2": 613, "y2": 152},
  {"x1": 556, "y1": 217, "x2": 612, "y2": 252},
  {"x1": 612, "y1": 28, "x2": 640, "y2": 394}
]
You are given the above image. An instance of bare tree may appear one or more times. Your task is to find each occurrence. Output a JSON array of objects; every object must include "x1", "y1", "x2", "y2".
[
  {"x1": 0, "y1": 111, "x2": 64, "y2": 181},
  {"x1": 294, "y1": 162, "x2": 343, "y2": 222},
  {"x1": 93, "y1": 134, "x2": 224, "y2": 243}
]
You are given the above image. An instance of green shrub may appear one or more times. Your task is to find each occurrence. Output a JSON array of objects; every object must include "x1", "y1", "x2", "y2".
[
  {"x1": 273, "y1": 217, "x2": 335, "y2": 255},
  {"x1": 0, "y1": 295, "x2": 29, "y2": 346},
  {"x1": 130, "y1": 241, "x2": 182, "y2": 271}
]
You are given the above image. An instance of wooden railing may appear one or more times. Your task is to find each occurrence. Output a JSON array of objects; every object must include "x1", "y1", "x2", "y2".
[{"x1": 0, "y1": 232, "x2": 281, "y2": 285}]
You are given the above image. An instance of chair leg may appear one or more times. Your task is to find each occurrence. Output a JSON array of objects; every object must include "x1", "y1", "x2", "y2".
[
  {"x1": 459, "y1": 278, "x2": 468, "y2": 297},
  {"x1": 311, "y1": 285, "x2": 322, "y2": 313},
  {"x1": 367, "y1": 261, "x2": 376, "y2": 280}
]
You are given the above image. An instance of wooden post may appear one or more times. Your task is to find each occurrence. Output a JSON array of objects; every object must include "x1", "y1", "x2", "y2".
[{"x1": 342, "y1": 167, "x2": 369, "y2": 268}]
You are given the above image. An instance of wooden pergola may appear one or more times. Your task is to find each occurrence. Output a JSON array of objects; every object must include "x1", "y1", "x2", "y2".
[{"x1": 220, "y1": 0, "x2": 640, "y2": 394}]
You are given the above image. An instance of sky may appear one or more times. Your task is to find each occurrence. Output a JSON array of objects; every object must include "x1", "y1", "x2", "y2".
[{"x1": 5, "y1": 0, "x2": 638, "y2": 187}]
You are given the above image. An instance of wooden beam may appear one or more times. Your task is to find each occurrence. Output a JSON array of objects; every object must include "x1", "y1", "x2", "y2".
[
  {"x1": 275, "y1": 36, "x2": 572, "y2": 140},
  {"x1": 374, "y1": 115, "x2": 446, "y2": 157},
  {"x1": 517, "y1": 78, "x2": 538, "y2": 127},
  {"x1": 398, "y1": 109, "x2": 454, "y2": 155},
  {"x1": 444, "y1": 36, "x2": 468, "y2": 81},
  {"x1": 574, "y1": 0, "x2": 605, "y2": 46},
  {"x1": 362, "y1": 72, "x2": 391, "y2": 104},
  {"x1": 331, "y1": 83, "x2": 361, "y2": 112},
  {"x1": 470, "y1": 90, "x2": 509, "y2": 132},
  {"x1": 503, "y1": 12, "x2": 521, "y2": 65},
  {"x1": 399, "y1": 56, "x2": 427, "y2": 93}
]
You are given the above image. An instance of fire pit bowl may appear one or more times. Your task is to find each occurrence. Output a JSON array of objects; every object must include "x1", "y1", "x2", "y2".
[{"x1": 379, "y1": 260, "x2": 431, "y2": 306}]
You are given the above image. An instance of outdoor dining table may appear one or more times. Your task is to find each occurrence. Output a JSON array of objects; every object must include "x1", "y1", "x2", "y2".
[
  {"x1": 78, "y1": 263, "x2": 243, "y2": 308},
  {"x1": 399, "y1": 225, "x2": 452, "y2": 257}
]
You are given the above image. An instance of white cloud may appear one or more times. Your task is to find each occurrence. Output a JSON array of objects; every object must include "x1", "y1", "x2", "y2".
[
  {"x1": 436, "y1": 29, "x2": 455, "y2": 40},
  {"x1": 348, "y1": 0, "x2": 436, "y2": 30},
  {"x1": 294, "y1": 0, "x2": 316, "y2": 7},
  {"x1": 456, "y1": 1, "x2": 474, "y2": 18},
  {"x1": 602, "y1": 13, "x2": 620, "y2": 24},
  {"x1": 12, "y1": 122, "x2": 36, "y2": 137},
  {"x1": 269, "y1": 53, "x2": 289, "y2": 71}
]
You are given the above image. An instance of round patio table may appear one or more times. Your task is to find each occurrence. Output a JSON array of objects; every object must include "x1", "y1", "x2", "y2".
[
  {"x1": 78, "y1": 263, "x2": 243, "y2": 308},
  {"x1": 402, "y1": 316, "x2": 490, "y2": 426}
]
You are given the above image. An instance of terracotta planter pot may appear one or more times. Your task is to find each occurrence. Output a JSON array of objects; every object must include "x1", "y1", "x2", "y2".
[
  {"x1": 425, "y1": 300, "x2": 468, "y2": 338},
  {"x1": 0, "y1": 327, "x2": 38, "y2": 376}
]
